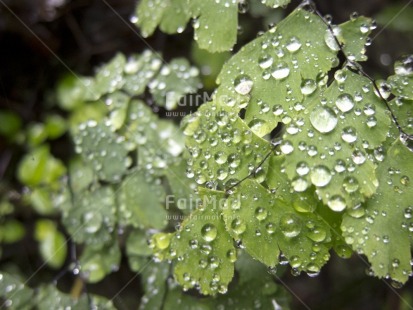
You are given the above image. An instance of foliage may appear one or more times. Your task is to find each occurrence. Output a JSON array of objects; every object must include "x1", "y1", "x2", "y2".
[{"x1": 1, "y1": 0, "x2": 413, "y2": 309}]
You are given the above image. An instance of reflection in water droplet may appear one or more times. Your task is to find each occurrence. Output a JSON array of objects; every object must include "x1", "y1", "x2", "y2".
[
  {"x1": 201, "y1": 224, "x2": 217, "y2": 242},
  {"x1": 234, "y1": 75, "x2": 253, "y2": 95},
  {"x1": 394, "y1": 55, "x2": 413, "y2": 77},
  {"x1": 310, "y1": 106, "x2": 338, "y2": 133},
  {"x1": 300, "y1": 79, "x2": 317, "y2": 95},
  {"x1": 286, "y1": 36, "x2": 302, "y2": 53},
  {"x1": 335, "y1": 93, "x2": 354, "y2": 112},
  {"x1": 310, "y1": 165, "x2": 332, "y2": 187},
  {"x1": 341, "y1": 127, "x2": 357, "y2": 143},
  {"x1": 258, "y1": 54, "x2": 274, "y2": 69},
  {"x1": 271, "y1": 62, "x2": 290, "y2": 80},
  {"x1": 328, "y1": 195, "x2": 347, "y2": 212},
  {"x1": 279, "y1": 213, "x2": 302, "y2": 237}
]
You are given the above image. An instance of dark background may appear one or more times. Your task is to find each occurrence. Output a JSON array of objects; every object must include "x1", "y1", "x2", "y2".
[{"x1": 1, "y1": 0, "x2": 413, "y2": 309}]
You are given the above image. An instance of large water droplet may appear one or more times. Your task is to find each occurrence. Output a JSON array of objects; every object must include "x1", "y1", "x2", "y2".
[
  {"x1": 310, "y1": 106, "x2": 338, "y2": 133},
  {"x1": 271, "y1": 62, "x2": 290, "y2": 80},
  {"x1": 255, "y1": 207, "x2": 268, "y2": 221},
  {"x1": 310, "y1": 165, "x2": 332, "y2": 187},
  {"x1": 341, "y1": 126, "x2": 357, "y2": 143},
  {"x1": 328, "y1": 195, "x2": 346, "y2": 212},
  {"x1": 231, "y1": 218, "x2": 246, "y2": 235},
  {"x1": 279, "y1": 213, "x2": 302, "y2": 237},
  {"x1": 300, "y1": 79, "x2": 317, "y2": 95},
  {"x1": 394, "y1": 55, "x2": 413, "y2": 77},
  {"x1": 335, "y1": 93, "x2": 354, "y2": 112},
  {"x1": 343, "y1": 177, "x2": 359, "y2": 193},
  {"x1": 286, "y1": 36, "x2": 302, "y2": 53},
  {"x1": 258, "y1": 54, "x2": 274, "y2": 69},
  {"x1": 201, "y1": 224, "x2": 217, "y2": 242},
  {"x1": 324, "y1": 28, "x2": 340, "y2": 51},
  {"x1": 234, "y1": 75, "x2": 253, "y2": 95}
]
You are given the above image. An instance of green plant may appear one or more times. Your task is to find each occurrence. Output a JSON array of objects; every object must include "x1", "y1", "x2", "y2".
[{"x1": 1, "y1": 0, "x2": 413, "y2": 309}]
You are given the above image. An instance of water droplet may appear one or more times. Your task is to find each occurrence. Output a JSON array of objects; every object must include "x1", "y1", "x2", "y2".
[
  {"x1": 360, "y1": 23, "x2": 370, "y2": 34},
  {"x1": 335, "y1": 93, "x2": 354, "y2": 112},
  {"x1": 255, "y1": 207, "x2": 268, "y2": 221},
  {"x1": 286, "y1": 36, "x2": 302, "y2": 53},
  {"x1": 308, "y1": 226, "x2": 327, "y2": 242},
  {"x1": 404, "y1": 207, "x2": 412, "y2": 219},
  {"x1": 271, "y1": 62, "x2": 290, "y2": 80},
  {"x1": 234, "y1": 75, "x2": 253, "y2": 95},
  {"x1": 265, "y1": 222, "x2": 276, "y2": 234},
  {"x1": 280, "y1": 140, "x2": 294, "y2": 154},
  {"x1": 310, "y1": 165, "x2": 332, "y2": 187},
  {"x1": 292, "y1": 177, "x2": 309, "y2": 192},
  {"x1": 310, "y1": 106, "x2": 338, "y2": 133},
  {"x1": 231, "y1": 218, "x2": 246, "y2": 235},
  {"x1": 226, "y1": 249, "x2": 237, "y2": 262},
  {"x1": 394, "y1": 55, "x2": 413, "y2": 77},
  {"x1": 352, "y1": 149, "x2": 366, "y2": 165},
  {"x1": 258, "y1": 54, "x2": 274, "y2": 69},
  {"x1": 374, "y1": 80, "x2": 391, "y2": 99},
  {"x1": 279, "y1": 213, "x2": 302, "y2": 238},
  {"x1": 324, "y1": 28, "x2": 340, "y2": 51},
  {"x1": 328, "y1": 195, "x2": 346, "y2": 212},
  {"x1": 341, "y1": 127, "x2": 357, "y2": 143},
  {"x1": 343, "y1": 177, "x2": 359, "y2": 193},
  {"x1": 296, "y1": 162, "x2": 310, "y2": 176},
  {"x1": 300, "y1": 79, "x2": 317, "y2": 95},
  {"x1": 201, "y1": 224, "x2": 217, "y2": 242},
  {"x1": 366, "y1": 116, "x2": 377, "y2": 128}
]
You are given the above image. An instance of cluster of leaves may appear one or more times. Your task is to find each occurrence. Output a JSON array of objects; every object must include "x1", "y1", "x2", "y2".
[
  {"x1": 2, "y1": 0, "x2": 413, "y2": 308},
  {"x1": 146, "y1": 3, "x2": 413, "y2": 296}
]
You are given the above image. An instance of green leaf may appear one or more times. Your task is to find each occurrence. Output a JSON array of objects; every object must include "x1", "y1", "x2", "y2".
[
  {"x1": 342, "y1": 139, "x2": 413, "y2": 284},
  {"x1": 62, "y1": 186, "x2": 116, "y2": 247},
  {"x1": 34, "y1": 220, "x2": 67, "y2": 269},
  {"x1": 29, "y1": 187, "x2": 55, "y2": 215},
  {"x1": 261, "y1": 0, "x2": 291, "y2": 8},
  {"x1": 168, "y1": 189, "x2": 236, "y2": 295},
  {"x1": 0, "y1": 220, "x2": 25, "y2": 243},
  {"x1": 336, "y1": 16, "x2": 372, "y2": 62},
  {"x1": 27, "y1": 123, "x2": 48, "y2": 146},
  {"x1": 0, "y1": 272, "x2": 34, "y2": 310},
  {"x1": 118, "y1": 170, "x2": 167, "y2": 229},
  {"x1": 87, "y1": 53, "x2": 126, "y2": 100},
  {"x1": 282, "y1": 69, "x2": 391, "y2": 211},
  {"x1": 44, "y1": 114, "x2": 67, "y2": 139},
  {"x1": 0, "y1": 110, "x2": 22, "y2": 138},
  {"x1": 74, "y1": 121, "x2": 129, "y2": 183},
  {"x1": 215, "y1": 8, "x2": 337, "y2": 137},
  {"x1": 182, "y1": 100, "x2": 272, "y2": 188},
  {"x1": 79, "y1": 238, "x2": 121, "y2": 283},
  {"x1": 139, "y1": 262, "x2": 170, "y2": 310},
  {"x1": 149, "y1": 58, "x2": 200, "y2": 110},
  {"x1": 123, "y1": 51, "x2": 162, "y2": 96},
  {"x1": 165, "y1": 158, "x2": 198, "y2": 214},
  {"x1": 135, "y1": 0, "x2": 237, "y2": 52},
  {"x1": 126, "y1": 229, "x2": 152, "y2": 272},
  {"x1": 223, "y1": 180, "x2": 331, "y2": 273},
  {"x1": 56, "y1": 74, "x2": 89, "y2": 111},
  {"x1": 388, "y1": 55, "x2": 413, "y2": 100},
  {"x1": 17, "y1": 146, "x2": 66, "y2": 187},
  {"x1": 68, "y1": 157, "x2": 95, "y2": 193}
]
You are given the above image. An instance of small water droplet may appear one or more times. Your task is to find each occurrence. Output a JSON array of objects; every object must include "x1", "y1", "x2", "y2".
[
  {"x1": 328, "y1": 195, "x2": 346, "y2": 212},
  {"x1": 201, "y1": 224, "x2": 217, "y2": 242},
  {"x1": 279, "y1": 213, "x2": 302, "y2": 237},
  {"x1": 335, "y1": 93, "x2": 354, "y2": 112},
  {"x1": 271, "y1": 62, "x2": 290, "y2": 80},
  {"x1": 300, "y1": 79, "x2": 317, "y2": 95}
]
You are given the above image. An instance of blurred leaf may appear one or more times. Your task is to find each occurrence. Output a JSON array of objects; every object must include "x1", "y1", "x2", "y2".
[
  {"x1": 74, "y1": 121, "x2": 129, "y2": 183},
  {"x1": 57, "y1": 74, "x2": 89, "y2": 111},
  {"x1": 44, "y1": 114, "x2": 67, "y2": 139},
  {"x1": 0, "y1": 220, "x2": 25, "y2": 243},
  {"x1": 79, "y1": 239, "x2": 121, "y2": 283},
  {"x1": 68, "y1": 157, "x2": 95, "y2": 193},
  {"x1": 0, "y1": 110, "x2": 22, "y2": 138},
  {"x1": 29, "y1": 187, "x2": 55, "y2": 215},
  {"x1": 35, "y1": 219, "x2": 67, "y2": 269},
  {"x1": 139, "y1": 262, "x2": 169, "y2": 310},
  {"x1": 0, "y1": 272, "x2": 34, "y2": 310},
  {"x1": 17, "y1": 146, "x2": 66, "y2": 187},
  {"x1": 27, "y1": 123, "x2": 48, "y2": 146},
  {"x1": 119, "y1": 170, "x2": 167, "y2": 229}
]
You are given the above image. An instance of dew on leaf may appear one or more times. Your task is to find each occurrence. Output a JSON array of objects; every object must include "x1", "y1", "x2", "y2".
[
  {"x1": 352, "y1": 149, "x2": 366, "y2": 165},
  {"x1": 394, "y1": 55, "x2": 413, "y2": 77},
  {"x1": 310, "y1": 165, "x2": 332, "y2": 187},
  {"x1": 404, "y1": 207, "x2": 412, "y2": 219},
  {"x1": 292, "y1": 177, "x2": 309, "y2": 192},
  {"x1": 272, "y1": 104, "x2": 284, "y2": 116},
  {"x1": 366, "y1": 116, "x2": 377, "y2": 128},
  {"x1": 324, "y1": 28, "x2": 340, "y2": 51},
  {"x1": 328, "y1": 195, "x2": 346, "y2": 212},
  {"x1": 254, "y1": 207, "x2": 268, "y2": 221},
  {"x1": 374, "y1": 80, "x2": 391, "y2": 99},
  {"x1": 296, "y1": 162, "x2": 310, "y2": 176},
  {"x1": 271, "y1": 62, "x2": 290, "y2": 80},
  {"x1": 310, "y1": 106, "x2": 338, "y2": 133},
  {"x1": 280, "y1": 140, "x2": 294, "y2": 154},
  {"x1": 286, "y1": 36, "x2": 302, "y2": 53},
  {"x1": 300, "y1": 79, "x2": 317, "y2": 95},
  {"x1": 343, "y1": 176, "x2": 359, "y2": 193},
  {"x1": 341, "y1": 126, "x2": 357, "y2": 143},
  {"x1": 335, "y1": 93, "x2": 355, "y2": 112},
  {"x1": 231, "y1": 218, "x2": 246, "y2": 235},
  {"x1": 234, "y1": 74, "x2": 254, "y2": 95},
  {"x1": 279, "y1": 213, "x2": 302, "y2": 238},
  {"x1": 201, "y1": 224, "x2": 217, "y2": 242},
  {"x1": 258, "y1": 54, "x2": 274, "y2": 69}
]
